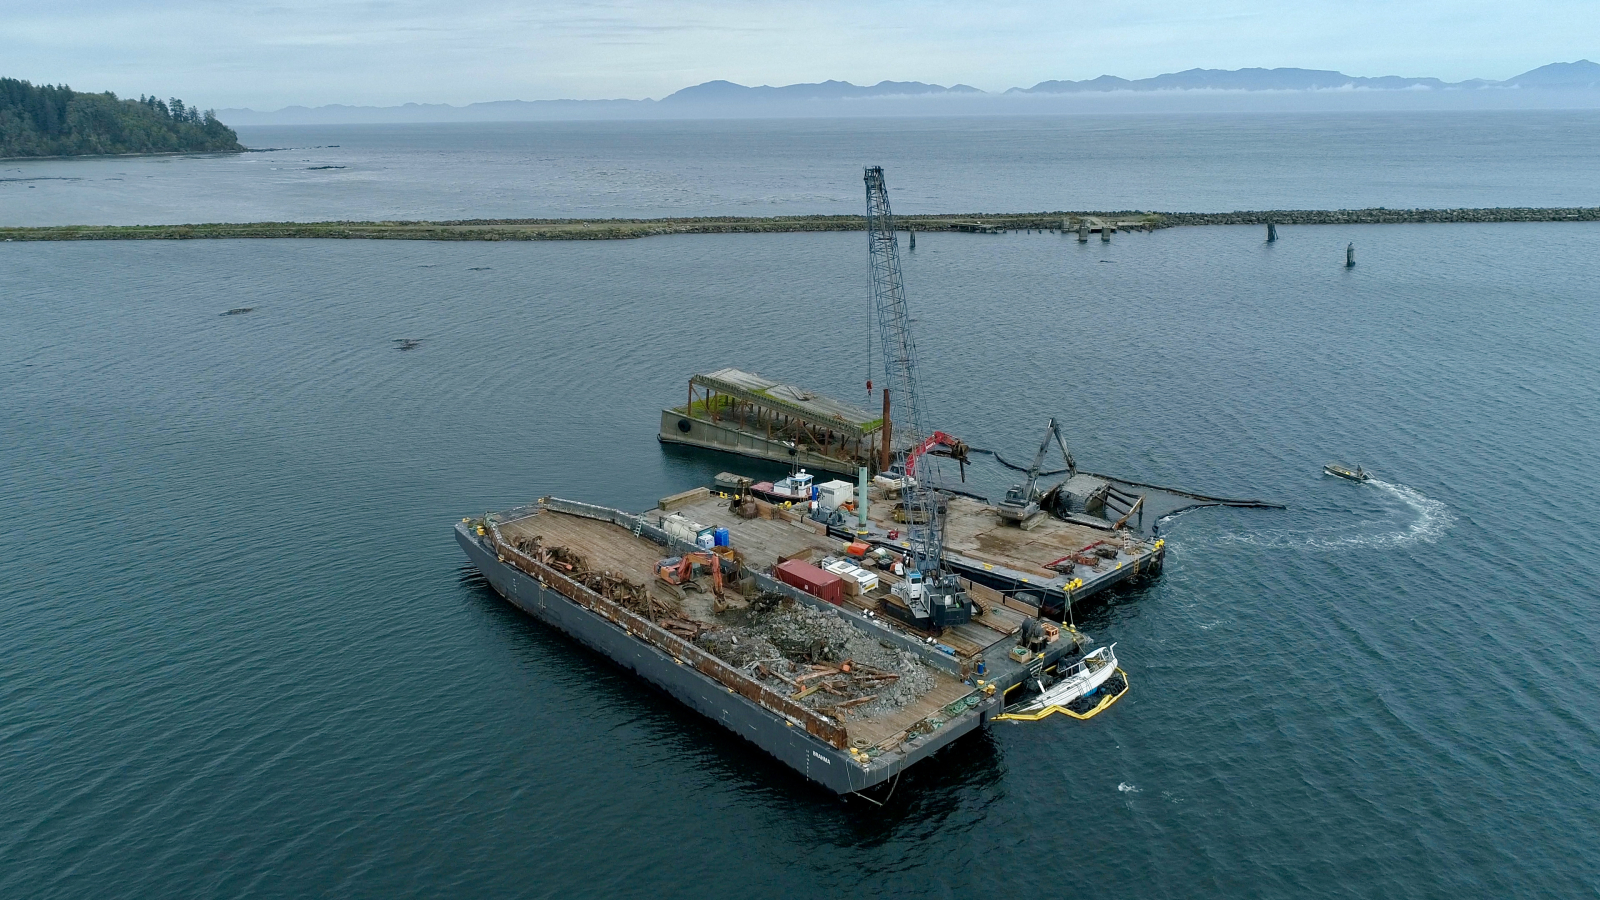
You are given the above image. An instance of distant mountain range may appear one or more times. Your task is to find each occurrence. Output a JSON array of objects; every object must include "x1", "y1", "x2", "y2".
[
  {"x1": 1010, "y1": 60, "x2": 1600, "y2": 93},
  {"x1": 218, "y1": 60, "x2": 1600, "y2": 125},
  {"x1": 661, "y1": 79, "x2": 983, "y2": 102}
]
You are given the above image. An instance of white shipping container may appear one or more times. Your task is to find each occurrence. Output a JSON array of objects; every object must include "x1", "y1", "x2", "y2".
[
  {"x1": 852, "y1": 568, "x2": 880, "y2": 594},
  {"x1": 816, "y1": 480, "x2": 855, "y2": 511},
  {"x1": 823, "y1": 560, "x2": 879, "y2": 595}
]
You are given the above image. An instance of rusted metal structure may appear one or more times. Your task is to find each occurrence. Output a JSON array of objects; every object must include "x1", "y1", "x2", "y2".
[{"x1": 660, "y1": 368, "x2": 887, "y2": 476}]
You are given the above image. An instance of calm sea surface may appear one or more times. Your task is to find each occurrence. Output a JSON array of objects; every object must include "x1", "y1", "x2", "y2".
[
  {"x1": 3, "y1": 116, "x2": 1599, "y2": 898},
  {"x1": 3, "y1": 111, "x2": 1600, "y2": 225}
]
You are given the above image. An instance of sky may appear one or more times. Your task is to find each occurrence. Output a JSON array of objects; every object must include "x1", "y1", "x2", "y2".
[{"x1": 4, "y1": 0, "x2": 1597, "y2": 109}]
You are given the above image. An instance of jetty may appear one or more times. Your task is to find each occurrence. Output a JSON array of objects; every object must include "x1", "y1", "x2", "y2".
[{"x1": 5, "y1": 207, "x2": 1596, "y2": 243}]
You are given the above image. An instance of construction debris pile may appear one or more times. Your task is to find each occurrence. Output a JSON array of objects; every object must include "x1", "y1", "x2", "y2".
[
  {"x1": 510, "y1": 535, "x2": 688, "y2": 625},
  {"x1": 507, "y1": 531, "x2": 937, "y2": 723},
  {"x1": 696, "y1": 596, "x2": 936, "y2": 720}
]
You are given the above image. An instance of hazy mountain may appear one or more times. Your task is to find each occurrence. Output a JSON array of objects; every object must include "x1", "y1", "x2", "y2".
[
  {"x1": 1011, "y1": 62, "x2": 1600, "y2": 93},
  {"x1": 1502, "y1": 59, "x2": 1600, "y2": 87},
  {"x1": 661, "y1": 79, "x2": 982, "y2": 102},
  {"x1": 218, "y1": 62, "x2": 1600, "y2": 125}
]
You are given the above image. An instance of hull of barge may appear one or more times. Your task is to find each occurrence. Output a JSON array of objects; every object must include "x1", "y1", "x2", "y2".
[{"x1": 455, "y1": 522, "x2": 988, "y2": 794}]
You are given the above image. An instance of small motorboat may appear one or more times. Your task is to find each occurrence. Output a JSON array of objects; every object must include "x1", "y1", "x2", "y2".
[
  {"x1": 1323, "y1": 463, "x2": 1370, "y2": 482},
  {"x1": 749, "y1": 469, "x2": 815, "y2": 505},
  {"x1": 996, "y1": 644, "x2": 1127, "y2": 721}
]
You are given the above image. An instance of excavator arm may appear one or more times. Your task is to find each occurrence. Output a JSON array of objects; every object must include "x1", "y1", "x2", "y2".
[
  {"x1": 656, "y1": 552, "x2": 726, "y2": 598},
  {"x1": 902, "y1": 430, "x2": 969, "y2": 479},
  {"x1": 1020, "y1": 418, "x2": 1074, "y2": 502}
]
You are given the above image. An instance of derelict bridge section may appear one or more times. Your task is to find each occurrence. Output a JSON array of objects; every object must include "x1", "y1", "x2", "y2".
[{"x1": 660, "y1": 368, "x2": 886, "y2": 477}]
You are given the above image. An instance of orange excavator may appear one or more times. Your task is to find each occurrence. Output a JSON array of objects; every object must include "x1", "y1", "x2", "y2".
[{"x1": 655, "y1": 552, "x2": 724, "y2": 599}]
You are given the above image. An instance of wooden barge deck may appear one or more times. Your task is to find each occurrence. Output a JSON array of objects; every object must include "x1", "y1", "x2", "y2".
[
  {"x1": 456, "y1": 495, "x2": 1098, "y2": 793},
  {"x1": 666, "y1": 483, "x2": 1166, "y2": 618},
  {"x1": 490, "y1": 506, "x2": 980, "y2": 750}
]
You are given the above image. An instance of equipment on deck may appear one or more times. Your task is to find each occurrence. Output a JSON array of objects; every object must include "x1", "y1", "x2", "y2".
[
  {"x1": 864, "y1": 166, "x2": 975, "y2": 632},
  {"x1": 656, "y1": 552, "x2": 725, "y2": 599},
  {"x1": 998, "y1": 417, "x2": 1074, "y2": 526},
  {"x1": 902, "y1": 430, "x2": 970, "y2": 481}
]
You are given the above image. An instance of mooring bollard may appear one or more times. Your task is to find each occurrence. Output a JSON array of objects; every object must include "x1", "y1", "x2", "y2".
[{"x1": 1346, "y1": 242, "x2": 1356, "y2": 267}]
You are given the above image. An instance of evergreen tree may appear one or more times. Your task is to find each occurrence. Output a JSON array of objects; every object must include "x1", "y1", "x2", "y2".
[{"x1": 0, "y1": 78, "x2": 243, "y2": 158}]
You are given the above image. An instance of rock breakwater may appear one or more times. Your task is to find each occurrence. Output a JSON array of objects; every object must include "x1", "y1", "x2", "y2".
[{"x1": 2, "y1": 207, "x2": 1594, "y2": 242}]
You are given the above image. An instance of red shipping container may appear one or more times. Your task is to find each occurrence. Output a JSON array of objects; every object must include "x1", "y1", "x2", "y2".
[{"x1": 774, "y1": 559, "x2": 844, "y2": 606}]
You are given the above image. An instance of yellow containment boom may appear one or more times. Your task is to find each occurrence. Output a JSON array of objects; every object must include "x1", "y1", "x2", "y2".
[{"x1": 993, "y1": 669, "x2": 1129, "y2": 721}]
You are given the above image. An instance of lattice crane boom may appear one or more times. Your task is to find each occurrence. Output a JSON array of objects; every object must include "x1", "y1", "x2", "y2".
[{"x1": 864, "y1": 166, "x2": 971, "y2": 628}]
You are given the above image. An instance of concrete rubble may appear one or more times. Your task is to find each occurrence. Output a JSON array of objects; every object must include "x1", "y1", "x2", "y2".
[{"x1": 695, "y1": 595, "x2": 937, "y2": 721}]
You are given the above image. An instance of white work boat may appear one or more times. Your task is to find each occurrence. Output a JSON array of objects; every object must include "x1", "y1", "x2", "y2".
[
  {"x1": 998, "y1": 644, "x2": 1125, "y2": 721},
  {"x1": 1323, "y1": 463, "x2": 1369, "y2": 482}
]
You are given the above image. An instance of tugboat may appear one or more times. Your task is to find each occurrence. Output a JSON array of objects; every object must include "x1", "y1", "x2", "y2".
[{"x1": 1323, "y1": 463, "x2": 1369, "y2": 482}]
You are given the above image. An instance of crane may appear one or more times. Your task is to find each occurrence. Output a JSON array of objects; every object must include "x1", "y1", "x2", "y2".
[
  {"x1": 998, "y1": 417, "x2": 1075, "y2": 526},
  {"x1": 864, "y1": 165, "x2": 974, "y2": 631}
]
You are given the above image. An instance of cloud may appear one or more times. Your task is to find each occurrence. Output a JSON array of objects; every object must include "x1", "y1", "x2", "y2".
[{"x1": 2, "y1": 0, "x2": 1596, "y2": 108}]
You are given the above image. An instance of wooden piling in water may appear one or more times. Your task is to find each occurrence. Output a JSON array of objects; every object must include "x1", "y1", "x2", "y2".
[
  {"x1": 1346, "y1": 242, "x2": 1356, "y2": 267},
  {"x1": 1267, "y1": 222, "x2": 1278, "y2": 242}
]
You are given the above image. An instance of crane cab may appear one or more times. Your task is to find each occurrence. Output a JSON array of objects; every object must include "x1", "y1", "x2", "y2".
[
  {"x1": 893, "y1": 569, "x2": 925, "y2": 602},
  {"x1": 887, "y1": 569, "x2": 974, "y2": 630}
]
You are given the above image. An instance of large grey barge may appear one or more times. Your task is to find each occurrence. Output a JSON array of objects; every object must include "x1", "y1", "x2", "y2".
[{"x1": 456, "y1": 493, "x2": 1125, "y2": 794}]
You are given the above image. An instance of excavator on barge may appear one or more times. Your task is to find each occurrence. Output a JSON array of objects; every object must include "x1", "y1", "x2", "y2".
[{"x1": 997, "y1": 417, "x2": 1074, "y2": 528}]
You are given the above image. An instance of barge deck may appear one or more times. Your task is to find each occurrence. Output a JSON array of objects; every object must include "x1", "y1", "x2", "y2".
[
  {"x1": 665, "y1": 485, "x2": 1165, "y2": 618},
  {"x1": 456, "y1": 494, "x2": 1098, "y2": 794}
]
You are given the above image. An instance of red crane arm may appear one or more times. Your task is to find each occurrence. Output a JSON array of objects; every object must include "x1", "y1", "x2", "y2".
[{"x1": 903, "y1": 431, "x2": 967, "y2": 478}]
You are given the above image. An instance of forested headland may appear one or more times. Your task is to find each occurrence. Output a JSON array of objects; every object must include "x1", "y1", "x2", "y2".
[{"x1": 1, "y1": 79, "x2": 243, "y2": 158}]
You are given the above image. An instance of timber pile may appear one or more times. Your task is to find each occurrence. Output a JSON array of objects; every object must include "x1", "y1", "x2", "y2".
[{"x1": 512, "y1": 534, "x2": 683, "y2": 621}]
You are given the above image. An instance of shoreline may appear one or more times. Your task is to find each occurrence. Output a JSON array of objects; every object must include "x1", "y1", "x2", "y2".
[
  {"x1": 2, "y1": 207, "x2": 1596, "y2": 242},
  {"x1": 0, "y1": 148, "x2": 249, "y2": 163}
]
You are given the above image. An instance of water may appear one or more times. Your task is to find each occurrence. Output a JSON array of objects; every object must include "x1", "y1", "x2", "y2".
[
  {"x1": 3, "y1": 217, "x2": 1597, "y2": 897},
  {"x1": 5, "y1": 111, "x2": 1600, "y2": 896},
  {"x1": 5, "y1": 111, "x2": 1600, "y2": 226}
]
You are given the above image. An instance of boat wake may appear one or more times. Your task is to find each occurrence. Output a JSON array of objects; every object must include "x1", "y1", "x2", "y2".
[{"x1": 1213, "y1": 479, "x2": 1454, "y2": 551}]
